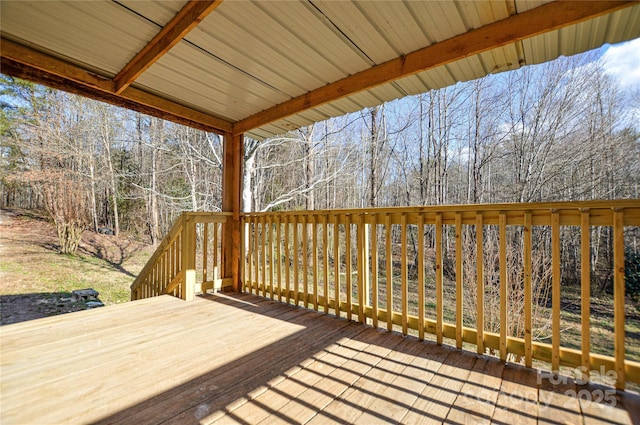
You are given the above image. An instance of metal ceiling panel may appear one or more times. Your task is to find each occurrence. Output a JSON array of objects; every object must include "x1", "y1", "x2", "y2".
[
  {"x1": 2, "y1": 0, "x2": 639, "y2": 141},
  {"x1": 136, "y1": 41, "x2": 294, "y2": 121},
  {"x1": 522, "y1": 4, "x2": 640, "y2": 66},
  {"x1": 116, "y1": 0, "x2": 187, "y2": 26},
  {"x1": 1, "y1": 0, "x2": 154, "y2": 76}
]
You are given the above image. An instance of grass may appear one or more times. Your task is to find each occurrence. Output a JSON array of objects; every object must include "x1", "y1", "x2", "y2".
[{"x1": 0, "y1": 209, "x2": 153, "y2": 308}]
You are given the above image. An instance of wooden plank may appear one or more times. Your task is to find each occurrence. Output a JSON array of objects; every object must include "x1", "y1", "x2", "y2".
[
  {"x1": 261, "y1": 216, "x2": 267, "y2": 298},
  {"x1": 323, "y1": 215, "x2": 329, "y2": 314},
  {"x1": 499, "y1": 212, "x2": 507, "y2": 361},
  {"x1": 312, "y1": 216, "x2": 319, "y2": 311},
  {"x1": 345, "y1": 216, "x2": 352, "y2": 321},
  {"x1": 268, "y1": 215, "x2": 274, "y2": 299},
  {"x1": 401, "y1": 213, "x2": 408, "y2": 336},
  {"x1": 537, "y1": 372, "x2": 582, "y2": 425},
  {"x1": 215, "y1": 324, "x2": 370, "y2": 424},
  {"x1": 333, "y1": 216, "x2": 341, "y2": 318},
  {"x1": 300, "y1": 329, "x2": 408, "y2": 425},
  {"x1": 356, "y1": 215, "x2": 365, "y2": 323},
  {"x1": 455, "y1": 213, "x2": 463, "y2": 349},
  {"x1": 284, "y1": 215, "x2": 290, "y2": 304},
  {"x1": 418, "y1": 214, "x2": 425, "y2": 341},
  {"x1": 101, "y1": 301, "x2": 361, "y2": 424},
  {"x1": 492, "y1": 364, "x2": 538, "y2": 424},
  {"x1": 614, "y1": 208, "x2": 626, "y2": 389},
  {"x1": 371, "y1": 215, "x2": 378, "y2": 328},
  {"x1": 246, "y1": 219, "x2": 253, "y2": 294},
  {"x1": 581, "y1": 209, "x2": 591, "y2": 373},
  {"x1": 232, "y1": 2, "x2": 635, "y2": 135},
  {"x1": 113, "y1": 1, "x2": 223, "y2": 93},
  {"x1": 445, "y1": 356, "x2": 504, "y2": 424},
  {"x1": 385, "y1": 214, "x2": 393, "y2": 332},
  {"x1": 401, "y1": 348, "x2": 476, "y2": 424},
  {"x1": 254, "y1": 217, "x2": 260, "y2": 295},
  {"x1": 259, "y1": 327, "x2": 403, "y2": 425},
  {"x1": 302, "y1": 216, "x2": 309, "y2": 308},
  {"x1": 435, "y1": 213, "x2": 443, "y2": 345},
  {"x1": 476, "y1": 212, "x2": 484, "y2": 355},
  {"x1": 293, "y1": 217, "x2": 300, "y2": 306},
  {"x1": 276, "y1": 216, "x2": 282, "y2": 302},
  {"x1": 551, "y1": 209, "x2": 561, "y2": 371},
  {"x1": 203, "y1": 222, "x2": 209, "y2": 285},
  {"x1": 346, "y1": 337, "x2": 433, "y2": 424},
  {"x1": 524, "y1": 211, "x2": 533, "y2": 368}
]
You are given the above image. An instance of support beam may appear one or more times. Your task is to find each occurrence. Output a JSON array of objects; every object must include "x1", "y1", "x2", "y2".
[
  {"x1": 222, "y1": 132, "x2": 244, "y2": 291},
  {"x1": 232, "y1": 1, "x2": 634, "y2": 135},
  {"x1": 0, "y1": 38, "x2": 232, "y2": 134},
  {"x1": 114, "y1": 0, "x2": 223, "y2": 94}
]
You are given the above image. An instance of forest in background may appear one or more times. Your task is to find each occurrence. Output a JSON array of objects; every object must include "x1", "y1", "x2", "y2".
[{"x1": 1, "y1": 50, "x2": 638, "y2": 247}]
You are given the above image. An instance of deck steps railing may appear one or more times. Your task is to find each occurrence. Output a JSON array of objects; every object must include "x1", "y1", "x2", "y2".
[
  {"x1": 130, "y1": 212, "x2": 231, "y2": 301},
  {"x1": 241, "y1": 200, "x2": 640, "y2": 389}
]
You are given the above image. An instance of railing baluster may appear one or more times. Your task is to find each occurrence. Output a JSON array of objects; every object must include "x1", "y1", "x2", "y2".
[
  {"x1": 203, "y1": 223, "x2": 208, "y2": 286},
  {"x1": 401, "y1": 213, "x2": 408, "y2": 336},
  {"x1": 333, "y1": 214, "x2": 341, "y2": 318},
  {"x1": 580, "y1": 209, "x2": 590, "y2": 373},
  {"x1": 276, "y1": 216, "x2": 282, "y2": 302},
  {"x1": 254, "y1": 217, "x2": 259, "y2": 295},
  {"x1": 284, "y1": 215, "x2": 290, "y2": 303},
  {"x1": 302, "y1": 215, "x2": 309, "y2": 309},
  {"x1": 131, "y1": 202, "x2": 640, "y2": 388},
  {"x1": 312, "y1": 214, "x2": 319, "y2": 311},
  {"x1": 455, "y1": 212, "x2": 463, "y2": 349},
  {"x1": 614, "y1": 208, "x2": 626, "y2": 389},
  {"x1": 268, "y1": 215, "x2": 274, "y2": 299},
  {"x1": 322, "y1": 214, "x2": 329, "y2": 314},
  {"x1": 476, "y1": 212, "x2": 484, "y2": 355},
  {"x1": 552, "y1": 209, "x2": 561, "y2": 371},
  {"x1": 261, "y1": 216, "x2": 267, "y2": 298},
  {"x1": 385, "y1": 213, "x2": 392, "y2": 332},
  {"x1": 213, "y1": 221, "x2": 219, "y2": 281},
  {"x1": 357, "y1": 214, "x2": 365, "y2": 323},
  {"x1": 293, "y1": 215, "x2": 300, "y2": 305},
  {"x1": 418, "y1": 213, "x2": 425, "y2": 341},
  {"x1": 371, "y1": 213, "x2": 379, "y2": 328},
  {"x1": 246, "y1": 218, "x2": 252, "y2": 294},
  {"x1": 524, "y1": 211, "x2": 532, "y2": 368},
  {"x1": 435, "y1": 212, "x2": 443, "y2": 344},
  {"x1": 345, "y1": 215, "x2": 352, "y2": 322},
  {"x1": 499, "y1": 212, "x2": 507, "y2": 361}
]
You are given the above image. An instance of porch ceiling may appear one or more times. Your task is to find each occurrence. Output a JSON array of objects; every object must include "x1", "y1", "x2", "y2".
[{"x1": 1, "y1": 1, "x2": 639, "y2": 140}]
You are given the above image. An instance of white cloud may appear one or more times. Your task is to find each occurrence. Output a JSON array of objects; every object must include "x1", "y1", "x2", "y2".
[{"x1": 602, "y1": 38, "x2": 640, "y2": 90}]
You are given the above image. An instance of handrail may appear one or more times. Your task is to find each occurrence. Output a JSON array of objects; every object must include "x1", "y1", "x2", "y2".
[
  {"x1": 241, "y1": 199, "x2": 640, "y2": 389},
  {"x1": 131, "y1": 212, "x2": 231, "y2": 301}
]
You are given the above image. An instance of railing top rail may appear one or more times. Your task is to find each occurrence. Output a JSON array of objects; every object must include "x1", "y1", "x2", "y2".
[{"x1": 240, "y1": 199, "x2": 639, "y2": 217}]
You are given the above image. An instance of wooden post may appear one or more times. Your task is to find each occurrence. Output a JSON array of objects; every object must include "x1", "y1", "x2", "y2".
[
  {"x1": 222, "y1": 132, "x2": 243, "y2": 292},
  {"x1": 181, "y1": 213, "x2": 196, "y2": 301}
]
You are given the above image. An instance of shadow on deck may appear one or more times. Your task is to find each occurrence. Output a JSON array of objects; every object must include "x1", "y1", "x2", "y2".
[{"x1": 1, "y1": 292, "x2": 638, "y2": 424}]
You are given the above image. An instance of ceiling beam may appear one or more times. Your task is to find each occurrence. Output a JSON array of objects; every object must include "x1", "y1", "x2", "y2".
[
  {"x1": 232, "y1": 0, "x2": 635, "y2": 136},
  {"x1": 0, "y1": 38, "x2": 232, "y2": 134},
  {"x1": 113, "y1": 0, "x2": 223, "y2": 94}
]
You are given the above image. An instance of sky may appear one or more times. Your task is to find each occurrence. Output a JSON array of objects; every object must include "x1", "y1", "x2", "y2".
[{"x1": 602, "y1": 37, "x2": 640, "y2": 91}]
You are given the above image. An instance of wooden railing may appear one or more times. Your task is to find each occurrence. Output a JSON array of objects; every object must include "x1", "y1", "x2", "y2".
[
  {"x1": 241, "y1": 200, "x2": 640, "y2": 389},
  {"x1": 130, "y1": 212, "x2": 232, "y2": 301}
]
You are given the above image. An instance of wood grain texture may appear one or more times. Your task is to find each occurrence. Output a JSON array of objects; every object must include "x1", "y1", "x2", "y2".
[{"x1": 1, "y1": 293, "x2": 636, "y2": 424}]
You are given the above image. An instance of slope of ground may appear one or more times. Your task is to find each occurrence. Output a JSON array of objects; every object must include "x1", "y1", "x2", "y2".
[{"x1": 0, "y1": 209, "x2": 154, "y2": 325}]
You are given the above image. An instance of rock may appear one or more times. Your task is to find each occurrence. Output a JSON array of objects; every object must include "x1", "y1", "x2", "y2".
[
  {"x1": 71, "y1": 289, "x2": 99, "y2": 302},
  {"x1": 85, "y1": 301, "x2": 104, "y2": 309}
]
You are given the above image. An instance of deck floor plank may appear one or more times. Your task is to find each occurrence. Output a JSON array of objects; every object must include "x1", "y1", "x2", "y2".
[{"x1": 1, "y1": 292, "x2": 636, "y2": 425}]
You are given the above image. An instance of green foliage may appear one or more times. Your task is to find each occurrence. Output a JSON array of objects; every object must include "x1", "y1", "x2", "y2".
[{"x1": 626, "y1": 249, "x2": 640, "y2": 301}]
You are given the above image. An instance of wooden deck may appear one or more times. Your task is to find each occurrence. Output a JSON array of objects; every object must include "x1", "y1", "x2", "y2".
[{"x1": 1, "y1": 293, "x2": 639, "y2": 425}]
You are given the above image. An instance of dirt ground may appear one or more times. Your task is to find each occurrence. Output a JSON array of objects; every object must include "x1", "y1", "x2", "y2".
[{"x1": 0, "y1": 209, "x2": 151, "y2": 325}]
